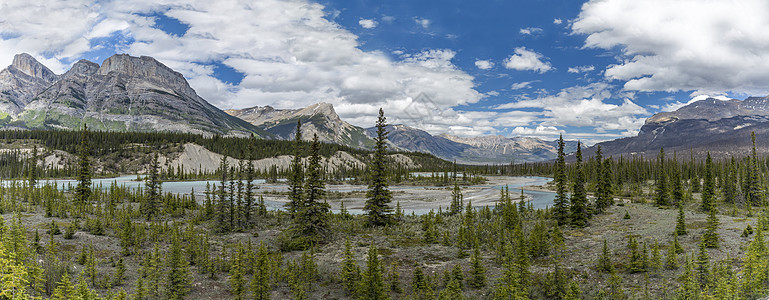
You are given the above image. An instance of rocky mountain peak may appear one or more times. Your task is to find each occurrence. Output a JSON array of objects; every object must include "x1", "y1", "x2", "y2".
[
  {"x1": 297, "y1": 102, "x2": 340, "y2": 120},
  {"x1": 10, "y1": 53, "x2": 57, "y2": 82},
  {"x1": 98, "y1": 54, "x2": 192, "y2": 94},
  {"x1": 66, "y1": 59, "x2": 100, "y2": 77}
]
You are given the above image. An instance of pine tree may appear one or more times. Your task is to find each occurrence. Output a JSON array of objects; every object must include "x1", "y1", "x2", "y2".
[
  {"x1": 165, "y1": 232, "x2": 192, "y2": 300},
  {"x1": 654, "y1": 148, "x2": 669, "y2": 207},
  {"x1": 450, "y1": 182, "x2": 463, "y2": 215},
  {"x1": 438, "y1": 277, "x2": 464, "y2": 300},
  {"x1": 251, "y1": 242, "x2": 271, "y2": 300},
  {"x1": 287, "y1": 120, "x2": 304, "y2": 217},
  {"x1": 650, "y1": 239, "x2": 662, "y2": 272},
  {"x1": 74, "y1": 124, "x2": 92, "y2": 215},
  {"x1": 217, "y1": 156, "x2": 230, "y2": 232},
  {"x1": 570, "y1": 142, "x2": 589, "y2": 227},
  {"x1": 595, "y1": 146, "x2": 613, "y2": 213},
  {"x1": 665, "y1": 244, "x2": 679, "y2": 270},
  {"x1": 597, "y1": 239, "x2": 613, "y2": 272},
  {"x1": 747, "y1": 132, "x2": 765, "y2": 206},
  {"x1": 695, "y1": 240, "x2": 711, "y2": 287},
  {"x1": 114, "y1": 257, "x2": 126, "y2": 286},
  {"x1": 229, "y1": 245, "x2": 247, "y2": 300},
  {"x1": 468, "y1": 240, "x2": 486, "y2": 288},
  {"x1": 144, "y1": 152, "x2": 162, "y2": 221},
  {"x1": 675, "y1": 202, "x2": 688, "y2": 236},
  {"x1": 360, "y1": 243, "x2": 388, "y2": 300},
  {"x1": 244, "y1": 138, "x2": 256, "y2": 226},
  {"x1": 290, "y1": 134, "x2": 331, "y2": 247},
  {"x1": 553, "y1": 134, "x2": 570, "y2": 225},
  {"x1": 671, "y1": 159, "x2": 685, "y2": 206},
  {"x1": 341, "y1": 238, "x2": 361, "y2": 295},
  {"x1": 701, "y1": 152, "x2": 716, "y2": 212},
  {"x1": 365, "y1": 108, "x2": 393, "y2": 227},
  {"x1": 627, "y1": 235, "x2": 644, "y2": 273},
  {"x1": 703, "y1": 208, "x2": 720, "y2": 248}
]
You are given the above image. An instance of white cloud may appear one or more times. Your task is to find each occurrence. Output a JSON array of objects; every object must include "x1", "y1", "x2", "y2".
[
  {"x1": 567, "y1": 65, "x2": 595, "y2": 73},
  {"x1": 414, "y1": 18, "x2": 430, "y2": 29},
  {"x1": 519, "y1": 27, "x2": 543, "y2": 35},
  {"x1": 358, "y1": 18, "x2": 377, "y2": 29},
  {"x1": 661, "y1": 94, "x2": 732, "y2": 112},
  {"x1": 572, "y1": 0, "x2": 769, "y2": 95},
  {"x1": 511, "y1": 81, "x2": 534, "y2": 90},
  {"x1": 498, "y1": 83, "x2": 648, "y2": 136},
  {"x1": 503, "y1": 47, "x2": 552, "y2": 73},
  {"x1": 0, "y1": 0, "x2": 485, "y2": 136},
  {"x1": 511, "y1": 125, "x2": 563, "y2": 137},
  {"x1": 474, "y1": 59, "x2": 493, "y2": 70},
  {"x1": 553, "y1": 18, "x2": 563, "y2": 25}
]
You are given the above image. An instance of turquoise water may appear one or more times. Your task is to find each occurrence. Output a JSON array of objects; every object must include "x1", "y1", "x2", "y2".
[{"x1": 22, "y1": 175, "x2": 556, "y2": 214}]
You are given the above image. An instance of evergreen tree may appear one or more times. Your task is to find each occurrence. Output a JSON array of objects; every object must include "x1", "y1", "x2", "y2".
[
  {"x1": 74, "y1": 124, "x2": 92, "y2": 215},
  {"x1": 143, "y1": 152, "x2": 162, "y2": 221},
  {"x1": 468, "y1": 240, "x2": 486, "y2": 288},
  {"x1": 570, "y1": 142, "x2": 589, "y2": 227},
  {"x1": 747, "y1": 132, "x2": 765, "y2": 206},
  {"x1": 251, "y1": 242, "x2": 271, "y2": 300},
  {"x1": 287, "y1": 120, "x2": 304, "y2": 217},
  {"x1": 695, "y1": 241, "x2": 711, "y2": 287},
  {"x1": 665, "y1": 245, "x2": 679, "y2": 270},
  {"x1": 703, "y1": 208, "x2": 720, "y2": 248},
  {"x1": 675, "y1": 202, "x2": 688, "y2": 236},
  {"x1": 450, "y1": 182, "x2": 463, "y2": 215},
  {"x1": 291, "y1": 134, "x2": 331, "y2": 246},
  {"x1": 654, "y1": 148, "x2": 670, "y2": 207},
  {"x1": 671, "y1": 159, "x2": 685, "y2": 205},
  {"x1": 553, "y1": 134, "x2": 570, "y2": 225},
  {"x1": 244, "y1": 138, "x2": 256, "y2": 226},
  {"x1": 165, "y1": 232, "x2": 192, "y2": 300},
  {"x1": 365, "y1": 108, "x2": 393, "y2": 227},
  {"x1": 627, "y1": 235, "x2": 644, "y2": 273},
  {"x1": 595, "y1": 146, "x2": 613, "y2": 213},
  {"x1": 360, "y1": 244, "x2": 388, "y2": 300},
  {"x1": 702, "y1": 152, "x2": 716, "y2": 212},
  {"x1": 341, "y1": 239, "x2": 361, "y2": 295},
  {"x1": 650, "y1": 239, "x2": 662, "y2": 272},
  {"x1": 217, "y1": 156, "x2": 230, "y2": 232},
  {"x1": 229, "y1": 245, "x2": 247, "y2": 300},
  {"x1": 597, "y1": 239, "x2": 613, "y2": 273}
]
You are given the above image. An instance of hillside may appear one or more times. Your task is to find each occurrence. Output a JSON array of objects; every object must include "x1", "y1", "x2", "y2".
[{"x1": 0, "y1": 53, "x2": 266, "y2": 136}]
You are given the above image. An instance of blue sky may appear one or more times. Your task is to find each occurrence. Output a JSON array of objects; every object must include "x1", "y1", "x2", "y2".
[{"x1": 2, "y1": 0, "x2": 768, "y2": 144}]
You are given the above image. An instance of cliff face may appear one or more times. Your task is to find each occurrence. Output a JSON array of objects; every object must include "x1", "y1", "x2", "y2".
[
  {"x1": 0, "y1": 53, "x2": 266, "y2": 136},
  {"x1": 585, "y1": 96, "x2": 769, "y2": 160}
]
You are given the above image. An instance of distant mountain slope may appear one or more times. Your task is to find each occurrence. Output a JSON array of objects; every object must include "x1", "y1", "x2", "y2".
[
  {"x1": 225, "y1": 102, "x2": 374, "y2": 148},
  {"x1": 585, "y1": 96, "x2": 769, "y2": 159},
  {"x1": 0, "y1": 53, "x2": 267, "y2": 136},
  {"x1": 364, "y1": 124, "x2": 577, "y2": 164}
]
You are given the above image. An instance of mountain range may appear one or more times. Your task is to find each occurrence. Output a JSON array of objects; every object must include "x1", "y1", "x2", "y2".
[
  {"x1": 0, "y1": 53, "x2": 577, "y2": 164},
  {"x1": 0, "y1": 53, "x2": 264, "y2": 136},
  {"x1": 585, "y1": 96, "x2": 769, "y2": 160}
]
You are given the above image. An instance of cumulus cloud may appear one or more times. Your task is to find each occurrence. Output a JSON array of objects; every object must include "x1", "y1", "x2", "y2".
[
  {"x1": 498, "y1": 83, "x2": 648, "y2": 136},
  {"x1": 567, "y1": 65, "x2": 595, "y2": 74},
  {"x1": 519, "y1": 27, "x2": 543, "y2": 35},
  {"x1": 0, "y1": 0, "x2": 484, "y2": 135},
  {"x1": 503, "y1": 47, "x2": 552, "y2": 73},
  {"x1": 414, "y1": 18, "x2": 430, "y2": 28},
  {"x1": 474, "y1": 59, "x2": 493, "y2": 70},
  {"x1": 661, "y1": 94, "x2": 732, "y2": 112},
  {"x1": 511, "y1": 81, "x2": 535, "y2": 90},
  {"x1": 358, "y1": 18, "x2": 377, "y2": 29},
  {"x1": 572, "y1": 0, "x2": 769, "y2": 95},
  {"x1": 553, "y1": 18, "x2": 563, "y2": 25}
]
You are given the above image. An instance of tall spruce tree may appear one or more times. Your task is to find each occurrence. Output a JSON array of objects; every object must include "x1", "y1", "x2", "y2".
[
  {"x1": 292, "y1": 134, "x2": 331, "y2": 245},
  {"x1": 595, "y1": 146, "x2": 613, "y2": 213},
  {"x1": 701, "y1": 152, "x2": 715, "y2": 212},
  {"x1": 654, "y1": 148, "x2": 670, "y2": 207},
  {"x1": 365, "y1": 108, "x2": 393, "y2": 227},
  {"x1": 144, "y1": 152, "x2": 162, "y2": 221},
  {"x1": 360, "y1": 244, "x2": 388, "y2": 300},
  {"x1": 570, "y1": 142, "x2": 589, "y2": 227},
  {"x1": 287, "y1": 120, "x2": 305, "y2": 216},
  {"x1": 675, "y1": 202, "x2": 688, "y2": 236},
  {"x1": 553, "y1": 134, "x2": 570, "y2": 225},
  {"x1": 747, "y1": 132, "x2": 765, "y2": 206},
  {"x1": 450, "y1": 182, "x2": 463, "y2": 215},
  {"x1": 217, "y1": 156, "x2": 230, "y2": 232},
  {"x1": 74, "y1": 124, "x2": 92, "y2": 215},
  {"x1": 703, "y1": 208, "x2": 720, "y2": 248},
  {"x1": 165, "y1": 232, "x2": 192, "y2": 300}
]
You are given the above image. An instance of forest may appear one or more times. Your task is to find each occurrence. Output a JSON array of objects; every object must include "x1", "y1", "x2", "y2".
[{"x1": 1, "y1": 110, "x2": 769, "y2": 299}]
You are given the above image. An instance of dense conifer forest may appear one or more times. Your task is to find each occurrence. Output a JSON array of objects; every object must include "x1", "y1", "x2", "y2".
[{"x1": 3, "y1": 112, "x2": 769, "y2": 299}]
